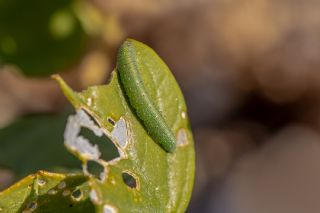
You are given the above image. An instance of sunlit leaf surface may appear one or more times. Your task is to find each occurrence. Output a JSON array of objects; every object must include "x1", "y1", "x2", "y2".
[{"x1": 0, "y1": 171, "x2": 94, "y2": 212}]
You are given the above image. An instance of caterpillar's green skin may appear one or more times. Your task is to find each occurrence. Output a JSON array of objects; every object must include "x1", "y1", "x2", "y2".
[{"x1": 117, "y1": 39, "x2": 176, "y2": 153}]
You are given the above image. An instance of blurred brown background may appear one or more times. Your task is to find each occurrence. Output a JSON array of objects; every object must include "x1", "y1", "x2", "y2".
[{"x1": 1, "y1": 0, "x2": 320, "y2": 212}]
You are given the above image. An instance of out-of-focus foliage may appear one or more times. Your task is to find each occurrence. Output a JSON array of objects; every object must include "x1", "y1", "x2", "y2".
[
  {"x1": 0, "y1": 0, "x2": 111, "y2": 187},
  {"x1": 0, "y1": 109, "x2": 80, "y2": 179},
  {"x1": 0, "y1": 0, "x2": 88, "y2": 76}
]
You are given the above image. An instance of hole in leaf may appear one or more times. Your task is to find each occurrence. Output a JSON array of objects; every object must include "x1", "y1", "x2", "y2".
[
  {"x1": 122, "y1": 172, "x2": 137, "y2": 189},
  {"x1": 80, "y1": 127, "x2": 119, "y2": 161},
  {"x1": 107, "y1": 117, "x2": 115, "y2": 126},
  {"x1": 87, "y1": 160, "x2": 105, "y2": 179},
  {"x1": 71, "y1": 189, "x2": 83, "y2": 201},
  {"x1": 26, "y1": 201, "x2": 37, "y2": 211},
  {"x1": 37, "y1": 179, "x2": 46, "y2": 186}
]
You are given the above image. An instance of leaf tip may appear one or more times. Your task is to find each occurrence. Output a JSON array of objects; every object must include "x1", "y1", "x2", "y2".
[{"x1": 52, "y1": 74, "x2": 82, "y2": 108}]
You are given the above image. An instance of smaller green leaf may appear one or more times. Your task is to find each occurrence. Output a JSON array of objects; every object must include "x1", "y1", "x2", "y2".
[{"x1": 0, "y1": 171, "x2": 94, "y2": 213}]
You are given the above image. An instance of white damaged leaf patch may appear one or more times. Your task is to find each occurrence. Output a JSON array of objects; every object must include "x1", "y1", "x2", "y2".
[
  {"x1": 64, "y1": 109, "x2": 129, "y2": 174},
  {"x1": 111, "y1": 118, "x2": 128, "y2": 149},
  {"x1": 64, "y1": 110, "x2": 103, "y2": 161}
]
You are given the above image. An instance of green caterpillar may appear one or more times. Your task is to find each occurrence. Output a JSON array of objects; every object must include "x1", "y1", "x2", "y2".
[{"x1": 117, "y1": 39, "x2": 176, "y2": 153}]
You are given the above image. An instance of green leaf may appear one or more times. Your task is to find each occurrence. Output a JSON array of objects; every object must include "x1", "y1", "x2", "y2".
[
  {"x1": 0, "y1": 171, "x2": 95, "y2": 212},
  {"x1": 0, "y1": 39, "x2": 194, "y2": 212},
  {"x1": 54, "y1": 39, "x2": 195, "y2": 212}
]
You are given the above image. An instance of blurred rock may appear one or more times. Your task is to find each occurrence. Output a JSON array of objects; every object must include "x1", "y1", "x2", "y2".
[
  {"x1": 0, "y1": 65, "x2": 69, "y2": 128},
  {"x1": 190, "y1": 125, "x2": 258, "y2": 211},
  {"x1": 91, "y1": 0, "x2": 211, "y2": 34},
  {"x1": 208, "y1": 125, "x2": 320, "y2": 213}
]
